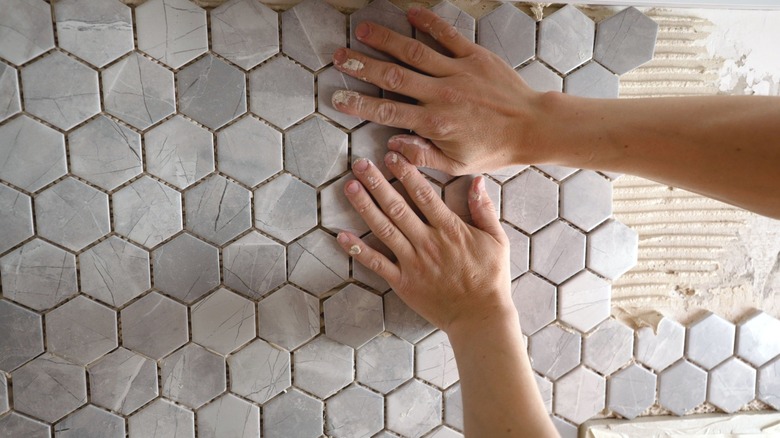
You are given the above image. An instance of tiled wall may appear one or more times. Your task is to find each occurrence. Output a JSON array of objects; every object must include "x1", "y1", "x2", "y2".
[{"x1": 0, "y1": 0, "x2": 778, "y2": 437}]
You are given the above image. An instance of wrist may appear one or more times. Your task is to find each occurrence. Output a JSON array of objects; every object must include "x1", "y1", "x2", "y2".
[{"x1": 445, "y1": 299, "x2": 521, "y2": 349}]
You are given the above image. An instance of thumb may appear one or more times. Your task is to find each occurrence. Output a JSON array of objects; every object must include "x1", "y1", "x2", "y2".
[
  {"x1": 388, "y1": 134, "x2": 461, "y2": 175},
  {"x1": 468, "y1": 176, "x2": 504, "y2": 240}
]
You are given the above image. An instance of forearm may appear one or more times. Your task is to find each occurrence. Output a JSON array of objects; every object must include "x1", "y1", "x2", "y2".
[
  {"x1": 532, "y1": 94, "x2": 780, "y2": 219},
  {"x1": 448, "y1": 305, "x2": 558, "y2": 438}
]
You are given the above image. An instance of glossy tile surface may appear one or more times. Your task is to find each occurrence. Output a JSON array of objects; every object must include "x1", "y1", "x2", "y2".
[
  {"x1": 707, "y1": 357, "x2": 756, "y2": 413},
  {"x1": 45, "y1": 296, "x2": 117, "y2": 366},
  {"x1": 554, "y1": 366, "x2": 606, "y2": 424},
  {"x1": 0, "y1": 116, "x2": 67, "y2": 192},
  {"x1": 686, "y1": 311, "x2": 735, "y2": 370},
  {"x1": 0, "y1": 63, "x2": 21, "y2": 123},
  {"x1": 197, "y1": 394, "x2": 260, "y2": 438},
  {"x1": 54, "y1": 405, "x2": 125, "y2": 438},
  {"x1": 478, "y1": 3, "x2": 535, "y2": 68},
  {"x1": 282, "y1": 0, "x2": 345, "y2": 71},
  {"x1": 529, "y1": 324, "x2": 581, "y2": 380},
  {"x1": 217, "y1": 117, "x2": 282, "y2": 187},
  {"x1": 386, "y1": 379, "x2": 442, "y2": 437},
  {"x1": 607, "y1": 364, "x2": 657, "y2": 419},
  {"x1": 594, "y1": 6, "x2": 659, "y2": 75},
  {"x1": 357, "y1": 333, "x2": 414, "y2": 394},
  {"x1": 210, "y1": 0, "x2": 278, "y2": 70},
  {"x1": 0, "y1": 0, "x2": 54, "y2": 65},
  {"x1": 135, "y1": 0, "x2": 208, "y2": 69},
  {"x1": 658, "y1": 360, "x2": 707, "y2": 416},
  {"x1": 54, "y1": 0, "x2": 134, "y2": 68},
  {"x1": 538, "y1": 5, "x2": 594, "y2": 74},
  {"x1": 564, "y1": 62, "x2": 620, "y2": 98}
]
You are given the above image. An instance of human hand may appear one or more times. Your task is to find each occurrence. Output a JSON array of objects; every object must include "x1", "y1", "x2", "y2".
[
  {"x1": 335, "y1": 151, "x2": 515, "y2": 333},
  {"x1": 331, "y1": 8, "x2": 546, "y2": 176}
]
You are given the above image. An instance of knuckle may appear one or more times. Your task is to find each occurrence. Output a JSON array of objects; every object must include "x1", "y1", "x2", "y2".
[
  {"x1": 437, "y1": 86, "x2": 462, "y2": 104},
  {"x1": 376, "y1": 101, "x2": 398, "y2": 125},
  {"x1": 414, "y1": 185, "x2": 437, "y2": 206},
  {"x1": 356, "y1": 199, "x2": 373, "y2": 214},
  {"x1": 368, "y1": 256, "x2": 383, "y2": 272},
  {"x1": 378, "y1": 27, "x2": 392, "y2": 48},
  {"x1": 406, "y1": 41, "x2": 426, "y2": 65},
  {"x1": 386, "y1": 200, "x2": 407, "y2": 221},
  {"x1": 384, "y1": 66, "x2": 404, "y2": 91},
  {"x1": 440, "y1": 216, "x2": 461, "y2": 237},
  {"x1": 376, "y1": 222, "x2": 396, "y2": 240},
  {"x1": 425, "y1": 114, "x2": 452, "y2": 138}
]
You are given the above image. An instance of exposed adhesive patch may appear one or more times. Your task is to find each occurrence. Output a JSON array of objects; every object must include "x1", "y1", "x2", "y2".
[
  {"x1": 341, "y1": 58, "x2": 364, "y2": 71},
  {"x1": 332, "y1": 90, "x2": 360, "y2": 107},
  {"x1": 349, "y1": 245, "x2": 361, "y2": 255}
]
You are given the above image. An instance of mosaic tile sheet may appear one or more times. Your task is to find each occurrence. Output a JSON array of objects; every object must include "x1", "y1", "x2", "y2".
[{"x1": 0, "y1": 0, "x2": 778, "y2": 437}]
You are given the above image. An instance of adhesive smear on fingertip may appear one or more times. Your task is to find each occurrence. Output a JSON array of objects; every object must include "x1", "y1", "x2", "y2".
[
  {"x1": 349, "y1": 245, "x2": 362, "y2": 255},
  {"x1": 341, "y1": 59, "x2": 365, "y2": 71},
  {"x1": 332, "y1": 90, "x2": 360, "y2": 106}
]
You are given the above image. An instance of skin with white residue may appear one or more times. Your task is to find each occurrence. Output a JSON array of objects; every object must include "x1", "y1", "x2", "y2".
[
  {"x1": 331, "y1": 90, "x2": 360, "y2": 107},
  {"x1": 349, "y1": 245, "x2": 361, "y2": 255},
  {"x1": 342, "y1": 58, "x2": 365, "y2": 71}
]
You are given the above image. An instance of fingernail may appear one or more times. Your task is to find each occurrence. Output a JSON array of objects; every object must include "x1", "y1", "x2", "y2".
[
  {"x1": 337, "y1": 232, "x2": 349, "y2": 244},
  {"x1": 333, "y1": 48, "x2": 347, "y2": 64},
  {"x1": 408, "y1": 7, "x2": 420, "y2": 17},
  {"x1": 353, "y1": 158, "x2": 370, "y2": 173},
  {"x1": 384, "y1": 152, "x2": 399, "y2": 166},
  {"x1": 356, "y1": 22, "x2": 370, "y2": 39},
  {"x1": 346, "y1": 180, "x2": 361, "y2": 194}
]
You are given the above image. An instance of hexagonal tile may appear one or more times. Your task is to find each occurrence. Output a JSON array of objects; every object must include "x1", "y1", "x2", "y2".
[
  {"x1": 428, "y1": 427, "x2": 464, "y2": 438},
  {"x1": 384, "y1": 290, "x2": 435, "y2": 344},
  {"x1": 560, "y1": 170, "x2": 612, "y2": 232},
  {"x1": 88, "y1": 348, "x2": 158, "y2": 415},
  {"x1": 444, "y1": 175, "x2": 501, "y2": 224},
  {"x1": 594, "y1": 7, "x2": 659, "y2": 75},
  {"x1": 197, "y1": 394, "x2": 260, "y2": 438},
  {"x1": 351, "y1": 123, "x2": 406, "y2": 180},
  {"x1": 192, "y1": 288, "x2": 255, "y2": 355},
  {"x1": 658, "y1": 359, "x2": 707, "y2": 415},
  {"x1": 112, "y1": 176, "x2": 183, "y2": 249},
  {"x1": 0, "y1": 412, "x2": 49, "y2": 438},
  {"x1": 128, "y1": 399, "x2": 194, "y2": 438},
  {"x1": 144, "y1": 115, "x2": 214, "y2": 189},
  {"x1": 583, "y1": 319, "x2": 633, "y2": 375},
  {"x1": 68, "y1": 115, "x2": 143, "y2": 191},
  {"x1": 416, "y1": 331, "x2": 459, "y2": 389},
  {"x1": 0, "y1": 0, "x2": 54, "y2": 65},
  {"x1": 0, "y1": 239, "x2": 77, "y2": 311},
  {"x1": 22, "y1": 52, "x2": 100, "y2": 130},
  {"x1": 535, "y1": 373, "x2": 554, "y2": 414},
  {"x1": 0, "y1": 373, "x2": 7, "y2": 415},
  {"x1": 211, "y1": 0, "x2": 278, "y2": 70},
  {"x1": 217, "y1": 116, "x2": 282, "y2": 187},
  {"x1": 564, "y1": 62, "x2": 619, "y2": 99},
  {"x1": 258, "y1": 285, "x2": 319, "y2": 350},
  {"x1": 511, "y1": 273, "x2": 556, "y2": 336},
  {"x1": 263, "y1": 389, "x2": 323, "y2": 438},
  {"x1": 737, "y1": 311, "x2": 780, "y2": 367},
  {"x1": 185, "y1": 174, "x2": 252, "y2": 245},
  {"x1": 120, "y1": 292, "x2": 189, "y2": 360},
  {"x1": 417, "y1": 1, "x2": 475, "y2": 54},
  {"x1": 152, "y1": 233, "x2": 220, "y2": 303},
  {"x1": 54, "y1": 405, "x2": 125, "y2": 438},
  {"x1": 228, "y1": 339, "x2": 291, "y2": 405},
  {"x1": 325, "y1": 385, "x2": 384, "y2": 438},
  {"x1": 0, "y1": 62, "x2": 21, "y2": 122},
  {"x1": 387, "y1": 379, "x2": 442, "y2": 437},
  {"x1": 79, "y1": 236, "x2": 150, "y2": 307},
  {"x1": 586, "y1": 219, "x2": 638, "y2": 280},
  {"x1": 489, "y1": 164, "x2": 530, "y2": 183},
  {"x1": 686, "y1": 311, "x2": 735, "y2": 370},
  {"x1": 254, "y1": 174, "x2": 317, "y2": 243},
  {"x1": 707, "y1": 357, "x2": 756, "y2": 413},
  {"x1": 324, "y1": 284, "x2": 384, "y2": 349},
  {"x1": 317, "y1": 65, "x2": 381, "y2": 129},
  {"x1": 538, "y1": 4, "x2": 594, "y2": 74},
  {"x1": 0, "y1": 300, "x2": 44, "y2": 372},
  {"x1": 444, "y1": 383, "x2": 463, "y2": 431},
  {"x1": 12, "y1": 353, "x2": 87, "y2": 423},
  {"x1": 288, "y1": 229, "x2": 349, "y2": 296},
  {"x1": 635, "y1": 317, "x2": 685, "y2": 372},
  {"x1": 102, "y1": 52, "x2": 176, "y2": 130},
  {"x1": 248, "y1": 56, "x2": 314, "y2": 130},
  {"x1": 758, "y1": 357, "x2": 780, "y2": 410},
  {"x1": 0, "y1": 184, "x2": 33, "y2": 254},
  {"x1": 535, "y1": 165, "x2": 579, "y2": 181},
  {"x1": 45, "y1": 296, "x2": 117, "y2": 365},
  {"x1": 161, "y1": 344, "x2": 226, "y2": 409},
  {"x1": 293, "y1": 336, "x2": 354, "y2": 399},
  {"x1": 178, "y1": 54, "x2": 246, "y2": 129},
  {"x1": 558, "y1": 271, "x2": 611, "y2": 333},
  {"x1": 35, "y1": 177, "x2": 110, "y2": 251},
  {"x1": 223, "y1": 231, "x2": 286, "y2": 299},
  {"x1": 502, "y1": 223, "x2": 530, "y2": 279},
  {"x1": 607, "y1": 363, "x2": 657, "y2": 419},
  {"x1": 517, "y1": 61, "x2": 563, "y2": 93},
  {"x1": 554, "y1": 366, "x2": 606, "y2": 425},
  {"x1": 54, "y1": 0, "x2": 133, "y2": 67},
  {"x1": 357, "y1": 333, "x2": 413, "y2": 394},
  {"x1": 135, "y1": 0, "x2": 208, "y2": 69},
  {"x1": 530, "y1": 220, "x2": 586, "y2": 284},
  {"x1": 502, "y1": 169, "x2": 558, "y2": 234},
  {"x1": 529, "y1": 324, "x2": 581, "y2": 380},
  {"x1": 285, "y1": 116, "x2": 347, "y2": 187},
  {"x1": 353, "y1": 233, "x2": 394, "y2": 292},
  {"x1": 281, "y1": 0, "x2": 345, "y2": 71},
  {"x1": 0, "y1": 115, "x2": 66, "y2": 192},
  {"x1": 478, "y1": 3, "x2": 535, "y2": 68},
  {"x1": 320, "y1": 173, "x2": 370, "y2": 236}
]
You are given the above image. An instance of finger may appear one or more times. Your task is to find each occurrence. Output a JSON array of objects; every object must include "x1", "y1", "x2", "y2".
[
  {"x1": 352, "y1": 21, "x2": 459, "y2": 77},
  {"x1": 385, "y1": 151, "x2": 458, "y2": 231},
  {"x1": 334, "y1": 48, "x2": 437, "y2": 101},
  {"x1": 468, "y1": 176, "x2": 505, "y2": 241},
  {"x1": 352, "y1": 158, "x2": 428, "y2": 241},
  {"x1": 332, "y1": 90, "x2": 430, "y2": 133},
  {"x1": 387, "y1": 134, "x2": 464, "y2": 175},
  {"x1": 337, "y1": 232, "x2": 401, "y2": 286},
  {"x1": 343, "y1": 178, "x2": 415, "y2": 258},
  {"x1": 407, "y1": 7, "x2": 476, "y2": 58}
]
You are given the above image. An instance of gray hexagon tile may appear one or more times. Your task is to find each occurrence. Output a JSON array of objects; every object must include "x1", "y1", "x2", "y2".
[
  {"x1": 79, "y1": 236, "x2": 150, "y2": 307},
  {"x1": 120, "y1": 292, "x2": 189, "y2": 360},
  {"x1": 583, "y1": 319, "x2": 633, "y2": 375},
  {"x1": 228, "y1": 339, "x2": 291, "y2": 405},
  {"x1": 529, "y1": 324, "x2": 581, "y2": 380},
  {"x1": 517, "y1": 61, "x2": 563, "y2": 93},
  {"x1": 54, "y1": 0, "x2": 134, "y2": 68},
  {"x1": 54, "y1": 405, "x2": 125, "y2": 438},
  {"x1": 285, "y1": 116, "x2": 348, "y2": 187},
  {"x1": 153, "y1": 233, "x2": 221, "y2": 303},
  {"x1": 594, "y1": 6, "x2": 659, "y2": 75},
  {"x1": 210, "y1": 0, "x2": 279, "y2": 70},
  {"x1": 185, "y1": 174, "x2": 252, "y2": 245},
  {"x1": 535, "y1": 373, "x2": 554, "y2": 414},
  {"x1": 128, "y1": 398, "x2": 195, "y2": 438},
  {"x1": 69, "y1": 116, "x2": 142, "y2": 191},
  {"x1": 554, "y1": 366, "x2": 606, "y2": 425},
  {"x1": 217, "y1": 116, "x2": 282, "y2": 187},
  {"x1": 417, "y1": 1, "x2": 475, "y2": 55},
  {"x1": 538, "y1": 4, "x2": 594, "y2": 74},
  {"x1": 102, "y1": 52, "x2": 176, "y2": 130},
  {"x1": 0, "y1": 373, "x2": 7, "y2": 415},
  {"x1": 192, "y1": 288, "x2": 256, "y2": 355},
  {"x1": 254, "y1": 174, "x2": 318, "y2": 243},
  {"x1": 0, "y1": 412, "x2": 50, "y2": 438},
  {"x1": 387, "y1": 379, "x2": 442, "y2": 437},
  {"x1": 357, "y1": 333, "x2": 414, "y2": 394},
  {"x1": 12, "y1": 353, "x2": 87, "y2": 423},
  {"x1": 658, "y1": 359, "x2": 707, "y2": 416},
  {"x1": 45, "y1": 296, "x2": 117, "y2": 366},
  {"x1": 178, "y1": 54, "x2": 247, "y2": 129},
  {"x1": 443, "y1": 383, "x2": 463, "y2": 431},
  {"x1": 263, "y1": 389, "x2": 323, "y2": 438},
  {"x1": 113, "y1": 176, "x2": 183, "y2": 248},
  {"x1": 707, "y1": 357, "x2": 756, "y2": 413},
  {"x1": 321, "y1": 173, "x2": 370, "y2": 236},
  {"x1": 0, "y1": 300, "x2": 44, "y2": 372},
  {"x1": 737, "y1": 311, "x2": 780, "y2": 367},
  {"x1": 758, "y1": 357, "x2": 780, "y2": 410},
  {"x1": 416, "y1": 330, "x2": 459, "y2": 390},
  {"x1": 564, "y1": 62, "x2": 620, "y2": 99},
  {"x1": 258, "y1": 285, "x2": 319, "y2": 350},
  {"x1": 477, "y1": 4, "x2": 535, "y2": 69},
  {"x1": 350, "y1": 0, "x2": 411, "y2": 62},
  {"x1": 489, "y1": 164, "x2": 530, "y2": 183},
  {"x1": 288, "y1": 229, "x2": 349, "y2": 297},
  {"x1": 161, "y1": 343, "x2": 226, "y2": 409},
  {"x1": 0, "y1": 62, "x2": 21, "y2": 122},
  {"x1": 384, "y1": 290, "x2": 436, "y2": 344},
  {"x1": 608, "y1": 363, "x2": 656, "y2": 419},
  {"x1": 502, "y1": 223, "x2": 530, "y2": 279},
  {"x1": 510, "y1": 273, "x2": 556, "y2": 336},
  {"x1": 686, "y1": 311, "x2": 735, "y2": 370},
  {"x1": 324, "y1": 284, "x2": 384, "y2": 349},
  {"x1": 293, "y1": 336, "x2": 354, "y2": 399},
  {"x1": 0, "y1": 115, "x2": 67, "y2": 193},
  {"x1": 535, "y1": 165, "x2": 580, "y2": 181},
  {"x1": 559, "y1": 270, "x2": 611, "y2": 333},
  {"x1": 0, "y1": 0, "x2": 54, "y2": 66},
  {"x1": 0, "y1": 239, "x2": 78, "y2": 311},
  {"x1": 325, "y1": 385, "x2": 384, "y2": 438},
  {"x1": 317, "y1": 65, "x2": 381, "y2": 130},
  {"x1": 428, "y1": 426, "x2": 464, "y2": 438},
  {"x1": 530, "y1": 220, "x2": 586, "y2": 284},
  {"x1": 135, "y1": 0, "x2": 208, "y2": 69},
  {"x1": 35, "y1": 177, "x2": 110, "y2": 251},
  {"x1": 587, "y1": 219, "x2": 639, "y2": 280},
  {"x1": 223, "y1": 231, "x2": 287, "y2": 299},
  {"x1": 502, "y1": 169, "x2": 558, "y2": 234},
  {"x1": 197, "y1": 394, "x2": 260, "y2": 438},
  {"x1": 560, "y1": 170, "x2": 612, "y2": 232},
  {"x1": 88, "y1": 348, "x2": 158, "y2": 415},
  {"x1": 248, "y1": 56, "x2": 314, "y2": 130},
  {"x1": 353, "y1": 233, "x2": 394, "y2": 292},
  {"x1": 281, "y1": 0, "x2": 345, "y2": 71},
  {"x1": 635, "y1": 316, "x2": 686, "y2": 372},
  {"x1": 144, "y1": 115, "x2": 214, "y2": 189},
  {"x1": 0, "y1": 184, "x2": 33, "y2": 254}
]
